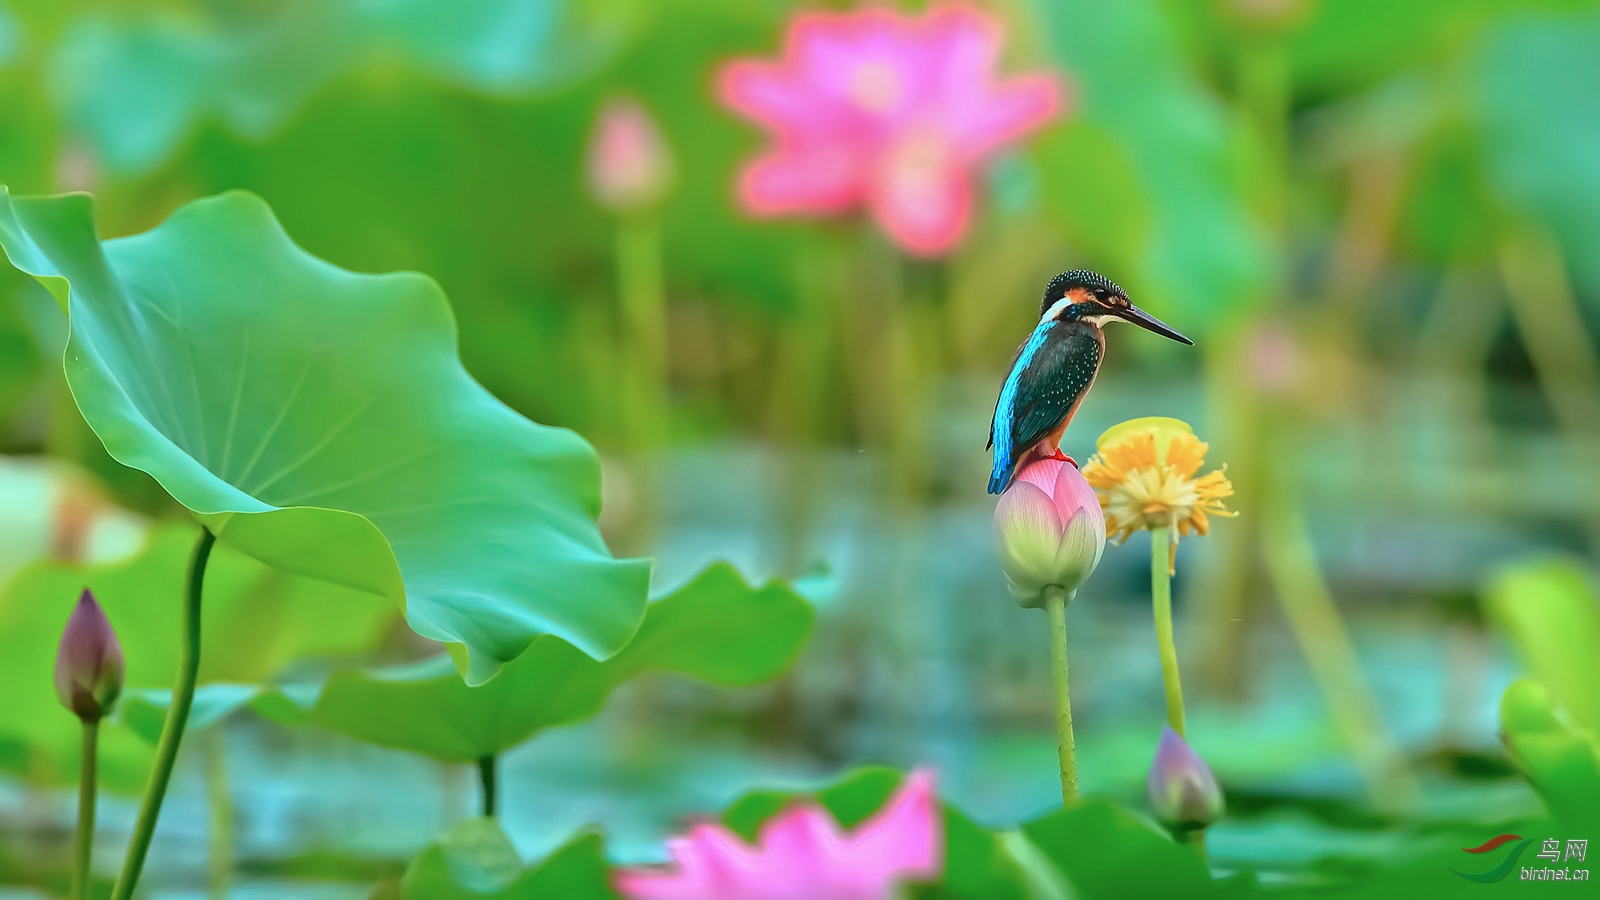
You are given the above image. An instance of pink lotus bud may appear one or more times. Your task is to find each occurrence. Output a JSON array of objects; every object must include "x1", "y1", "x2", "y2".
[
  {"x1": 586, "y1": 96, "x2": 675, "y2": 213},
  {"x1": 1147, "y1": 727, "x2": 1225, "y2": 832},
  {"x1": 54, "y1": 588, "x2": 124, "y2": 723},
  {"x1": 993, "y1": 457, "x2": 1105, "y2": 607}
]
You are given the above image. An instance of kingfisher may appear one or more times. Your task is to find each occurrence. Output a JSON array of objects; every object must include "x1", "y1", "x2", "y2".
[{"x1": 987, "y1": 270, "x2": 1193, "y2": 494}]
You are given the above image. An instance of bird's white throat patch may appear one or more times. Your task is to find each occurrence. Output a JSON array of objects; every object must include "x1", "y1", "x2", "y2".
[{"x1": 1040, "y1": 297, "x2": 1118, "y2": 327}]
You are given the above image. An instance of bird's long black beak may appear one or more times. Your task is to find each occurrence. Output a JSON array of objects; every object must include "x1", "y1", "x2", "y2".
[{"x1": 1116, "y1": 303, "x2": 1194, "y2": 345}]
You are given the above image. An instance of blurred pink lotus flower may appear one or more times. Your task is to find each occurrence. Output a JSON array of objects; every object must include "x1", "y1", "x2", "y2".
[
  {"x1": 717, "y1": 5, "x2": 1064, "y2": 257},
  {"x1": 587, "y1": 95, "x2": 675, "y2": 212},
  {"x1": 54, "y1": 588, "x2": 124, "y2": 723},
  {"x1": 995, "y1": 456, "x2": 1105, "y2": 607},
  {"x1": 615, "y1": 770, "x2": 942, "y2": 900}
]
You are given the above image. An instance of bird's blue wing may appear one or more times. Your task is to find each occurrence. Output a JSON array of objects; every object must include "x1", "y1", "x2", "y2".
[
  {"x1": 988, "y1": 324, "x2": 1101, "y2": 493},
  {"x1": 988, "y1": 338, "x2": 1029, "y2": 452}
]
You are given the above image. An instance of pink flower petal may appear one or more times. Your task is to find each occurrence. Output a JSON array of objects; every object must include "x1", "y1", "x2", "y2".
[
  {"x1": 922, "y1": 6, "x2": 1004, "y2": 96},
  {"x1": 738, "y1": 144, "x2": 865, "y2": 215},
  {"x1": 867, "y1": 133, "x2": 971, "y2": 256},
  {"x1": 715, "y1": 3, "x2": 1064, "y2": 257},
  {"x1": 615, "y1": 772, "x2": 945, "y2": 900},
  {"x1": 847, "y1": 770, "x2": 942, "y2": 881},
  {"x1": 1014, "y1": 456, "x2": 1065, "y2": 497},
  {"x1": 995, "y1": 481, "x2": 1062, "y2": 539},
  {"x1": 1049, "y1": 461, "x2": 1103, "y2": 525},
  {"x1": 752, "y1": 804, "x2": 851, "y2": 893},
  {"x1": 614, "y1": 825, "x2": 765, "y2": 900},
  {"x1": 718, "y1": 61, "x2": 828, "y2": 133},
  {"x1": 994, "y1": 480, "x2": 1065, "y2": 597},
  {"x1": 1054, "y1": 511, "x2": 1105, "y2": 584},
  {"x1": 955, "y1": 74, "x2": 1065, "y2": 157}
]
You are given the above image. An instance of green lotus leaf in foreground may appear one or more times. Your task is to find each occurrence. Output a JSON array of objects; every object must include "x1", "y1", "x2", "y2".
[
  {"x1": 720, "y1": 766, "x2": 1242, "y2": 900},
  {"x1": 1500, "y1": 679, "x2": 1600, "y2": 837},
  {"x1": 380, "y1": 820, "x2": 615, "y2": 900},
  {"x1": 0, "y1": 188, "x2": 650, "y2": 683},
  {"x1": 1485, "y1": 558, "x2": 1600, "y2": 735},
  {"x1": 0, "y1": 522, "x2": 392, "y2": 791},
  {"x1": 123, "y1": 563, "x2": 812, "y2": 761}
]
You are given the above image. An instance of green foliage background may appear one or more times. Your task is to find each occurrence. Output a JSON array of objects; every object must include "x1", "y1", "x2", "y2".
[{"x1": 2, "y1": 0, "x2": 1600, "y2": 897}]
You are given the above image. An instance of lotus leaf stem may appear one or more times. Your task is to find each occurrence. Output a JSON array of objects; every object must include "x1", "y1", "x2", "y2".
[
  {"x1": 478, "y1": 754, "x2": 498, "y2": 818},
  {"x1": 111, "y1": 527, "x2": 215, "y2": 900},
  {"x1": 1045, "y1": 585, "x2": 1078, "y2": 805}
]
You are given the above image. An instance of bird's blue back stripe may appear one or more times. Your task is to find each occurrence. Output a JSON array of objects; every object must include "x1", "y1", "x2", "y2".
[{"x1": 993, "y1": 322, "x2": 1053, "y2": 483}]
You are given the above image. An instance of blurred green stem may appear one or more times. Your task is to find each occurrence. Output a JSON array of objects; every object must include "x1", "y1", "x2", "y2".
[
  {"x1": 848, "y1": 231, "x2": 934, "y2": 504},
  {"x1": 1045, "y1": 586, "x2": 1078, "y2": 805},
  {"x1": 1499, "y1": 230, "x2": 1600, "y2": 433},
  {"x1": 1499, "y1": 230, "x2": 1600, "y2": 551},
  {"x1": 1150, "y1": 527, "x2": 1186, "y2": 737},
  {"x1": 1260, "y1": 468, "x2": 1418, "y2": 813},
  {"x1": 1193, "y1": 335, "x2": 1260, "y2": 701},
  {"x1": 73, "y1": 720, "x2": 98, "y2": 900},
  {"x1": 111, "y1": 527, "x2": 215, "y2": 900},
  {"x1": 203, "y1": 728, "x2": 232, "y2": 900},
  {"x1": 616, "y1": 216, "x2": 666, "y2": 547},
  {"x1": 1175, "y1": 827, "x2": 1207, "y2": 863},
  {"x1": 769, "y1": 238, "x2": 843, "y2": 576},
  {"x1": 478, "y1": 755, "x2": 498, "y2": 818}
]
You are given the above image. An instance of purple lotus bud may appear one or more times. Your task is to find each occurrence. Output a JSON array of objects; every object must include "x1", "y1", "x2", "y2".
[
  {"x1": 994, "y1": 457, "x2": 1105, "y2": 607},
  {"x1": 54, "y1": 588, "x2": 124, "y2": 723},
  {"x1": 586, "y1": 96, "x2": 675, "y2": 213},
  {"x1": 1147, "y1": 726, "x2": 1225, "y2": 831}
]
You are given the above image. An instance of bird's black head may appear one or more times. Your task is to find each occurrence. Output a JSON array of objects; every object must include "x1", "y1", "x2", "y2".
[
  {"x1": 1040, "y1": 269, "x2": 1128, "y2": 318},
  {"x1": 1037, "y1": 268, "x2": 1193, "y2": 346}
]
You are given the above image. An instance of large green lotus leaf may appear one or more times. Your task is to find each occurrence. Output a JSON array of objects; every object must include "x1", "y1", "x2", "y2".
[
  {"x1": 1499, "y1": 679, "x2": 1600, "y2": 836},
  {"x1": 387, "y1": 820, "x2": 615, "y2": 900},
  {"x1": 1036, "y1": 0, "x2": 1267, "y2": 334},
  {"x1": 122, "y1": 563, "x2": 811, "y2": 761},
  {"x1": 0, "y1": 189, "x2": 650, "y2": 683},
  {"x1": 1484, "y1": 557, "x2": 1600, "y2": 735},
  {"x1": 0, "y1": 522, "x2": 392, "y2": 792},
  {"x1": 1021, "y1": 801, "x2": 1232, "y2": 899}
]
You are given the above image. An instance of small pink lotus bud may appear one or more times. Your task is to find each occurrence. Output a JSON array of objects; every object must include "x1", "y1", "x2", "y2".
[
  {"x1": 1147, "y1": 727, "x2": 1225, "y2": 832},
  {"x1": 586, "y1": 96, "x2": 674, "y2": 213},
  {"x1": 54, "y1": 588, "x2": 124, "y2": 723},
  {"x1": 993, "y1": 457, "x2": 1106, "y2": 607}
]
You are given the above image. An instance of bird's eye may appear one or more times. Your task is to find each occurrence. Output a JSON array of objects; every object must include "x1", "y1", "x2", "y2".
[{"x1": 1093, "y1": 288, "x2": 1107, "y2": 300}]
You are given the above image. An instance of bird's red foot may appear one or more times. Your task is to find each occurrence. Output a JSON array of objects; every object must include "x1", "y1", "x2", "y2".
[{"x1": 1047, "y1": 449, "x2": 1078, "y2": 468}]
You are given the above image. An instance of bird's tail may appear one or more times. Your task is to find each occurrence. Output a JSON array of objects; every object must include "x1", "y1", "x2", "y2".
[{"x1": 988, "y1": 456, "x2": 1013, "y2": 495}]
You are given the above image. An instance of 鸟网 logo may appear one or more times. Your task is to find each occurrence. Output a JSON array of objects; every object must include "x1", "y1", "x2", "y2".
[{"x1": 1449, "y1": 834, "x2": 1589, "y2": 883}]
